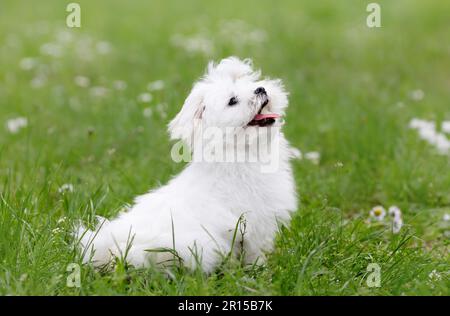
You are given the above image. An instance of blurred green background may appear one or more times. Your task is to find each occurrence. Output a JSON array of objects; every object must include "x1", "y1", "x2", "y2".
[{"x1": 0, "y1": 0, "x2": 448, "y2": 295}]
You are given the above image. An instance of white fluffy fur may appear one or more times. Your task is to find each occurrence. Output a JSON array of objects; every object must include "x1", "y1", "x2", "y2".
[{"x1": 78, "y1": 57, "x2": 298, "y2": 273}]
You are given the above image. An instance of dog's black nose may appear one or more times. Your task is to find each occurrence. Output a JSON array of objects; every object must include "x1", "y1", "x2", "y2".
[{"x1": 254, "y1": 87, "x2": 266, "y2": 95}]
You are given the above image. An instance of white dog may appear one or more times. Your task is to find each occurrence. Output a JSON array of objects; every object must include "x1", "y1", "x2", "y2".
[{"x1": 78, "y1": 57, "x2": 298, "y2": 273}]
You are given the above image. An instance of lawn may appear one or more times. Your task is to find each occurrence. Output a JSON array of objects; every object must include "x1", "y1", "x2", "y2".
[{"x1": 0, "y1": 0, "x2": 449, "y2": 295}]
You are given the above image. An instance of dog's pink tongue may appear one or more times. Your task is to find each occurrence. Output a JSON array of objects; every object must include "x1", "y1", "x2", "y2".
[{"x1": 253, "y1": 113, "x2": 280, "y2": 121}]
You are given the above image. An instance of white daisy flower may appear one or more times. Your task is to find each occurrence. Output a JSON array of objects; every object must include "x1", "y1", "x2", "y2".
[
  {"x1": 305, "y1": 151, "x2": 320, "y2": 165},
  {"x1": 442, "y1": 121, "x2": 450, "y2": 134},
  {"x1": 19, "y1": 57, "x2": 37, "y2": 70},
  {"x1": 409, "y1": 118, "x2": 435, "y2": 131},
  {"x1": 171, "y1": 34, "x2": 214, "y2": 56},
  {"x1": 6, "y1": 117, "x2": 28, "y2": 134},
  {"x1": 58, "y1": 183, "x2": 74, "y2": 194},
  {"x1": 113, "y1": 80, "x2": 127, "y2": 91},
  {"x1": 247, "y1": 29, "x2": 267, "y2": 44},
  {"x1": 289, "y1": 147, "x2": 302, "y2": 160},
  {"x1": 156, "y1": 103, "x2": 167, "y2": 118},
  {"x1": 409, "y1": 118, "x2": 450, "y2": 155},
  {"x1": 392, "y1": 216, "x2": 403, "y2": 234},
  {"x1": 417, "y1": 125, "x2": 438, "y2": 144},
  {"x1": 30, "y1": 75, "x2": 47, "y2": 89},
  {"x1": 434, "y1": 134, "x2": 450, "y2": 154},
  {"x1": 370, "y1": 206, "x2": 386, "y2": 221},
  {"x1": 76, "y1": 37, "x2": 95, "y2": 61},
  {"x1": 96, "y1": 41, "x2": 112, "y2": 54},
  {"x1": 396, "y1": 101, "x2": 405, "y2": 108},
  {"x1": 409, "y1": 89, "x2": 424, "y2": 101},
  {"x1": 147, "y1": 80, "x2": 165, "y2": 91},
  {"x1": 138, "y1": 92, "x2": 153, "y2": 103},
  {"x1": 74, "y1": 75, "x2": 90, "y2": 87},
  {"x1": 90, "y1": 86, "x2": 109, "y2": 97},
  {"x1": 443, "y1": 213, "x2": 450, "y2": 221},
  {"x1": 56, "y1": 30, "x2": 73, "y2": 43},
  {"x1": 388, "y1": 206, "x2": 402, "y2": 219},
  {"x1": 40, "y1": 42, "x2": 63, "y2": 57},
  {"x1": 143, "y1": 107, "x2": 153, "y2": 117},
  {"x1": 408, "y1": 118, "x2": 420, "y2": 129},
  {"x1": 408, "y1": 118, "x2": 433, "y2": 130},
  {"x1": 219, "y1": 20, "x2": 267, "y2": 46}
]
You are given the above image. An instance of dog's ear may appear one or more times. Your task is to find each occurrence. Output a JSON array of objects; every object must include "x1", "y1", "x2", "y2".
[{"x1": 168, "y1": 84, "x2": 205, "y2": 149}]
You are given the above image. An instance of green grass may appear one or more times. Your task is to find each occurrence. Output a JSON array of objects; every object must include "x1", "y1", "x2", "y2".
[{"x1": 0, "y1": 0, "x2": 449, "y2": 295}]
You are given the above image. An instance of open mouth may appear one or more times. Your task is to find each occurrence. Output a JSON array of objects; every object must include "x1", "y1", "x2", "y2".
[{"x1": 248, "y1": 113, "x2": 280, "y2": 127}]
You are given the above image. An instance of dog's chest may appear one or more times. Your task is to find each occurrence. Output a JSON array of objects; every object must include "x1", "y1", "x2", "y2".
[{"x1": 211, "y1": 163, "x2": 295, "y2": 216}]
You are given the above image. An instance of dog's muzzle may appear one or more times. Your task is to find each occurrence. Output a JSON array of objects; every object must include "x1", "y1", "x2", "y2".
[{"x1": 247, "y1": 87, "x2": 279, "y2": 127}]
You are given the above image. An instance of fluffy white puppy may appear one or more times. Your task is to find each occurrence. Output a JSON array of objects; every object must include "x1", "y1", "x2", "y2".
[{"x1": 78, "y1": 57, "x2": 298, "y2": 273}]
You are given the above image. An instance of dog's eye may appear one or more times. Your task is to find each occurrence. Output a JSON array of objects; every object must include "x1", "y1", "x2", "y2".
[{"x1": 228, "y1": 97, "x2": 238, "y2": 106}]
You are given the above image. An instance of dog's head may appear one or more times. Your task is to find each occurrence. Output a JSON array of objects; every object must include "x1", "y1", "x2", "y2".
[{"x1": 168, "y1": 57, "x2": 288, "y2": 150}]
